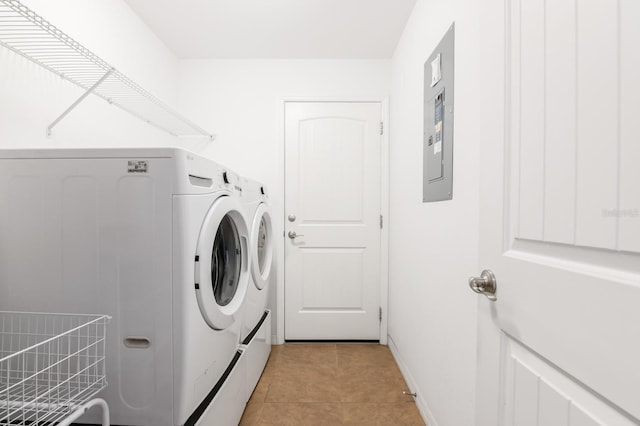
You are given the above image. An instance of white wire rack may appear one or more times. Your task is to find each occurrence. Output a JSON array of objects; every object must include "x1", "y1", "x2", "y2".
[
  {"x1": 0, "y1": 0, "x2": 213, "y2": 140},
  {"x1": 0, "y1": 312, "x2": 111, "y2": 426}
]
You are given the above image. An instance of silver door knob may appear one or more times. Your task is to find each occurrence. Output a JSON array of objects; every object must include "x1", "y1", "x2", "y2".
[
  {"x1": 469, "y1": 269, "x2": 497, "y2": 301},
  {"x1": 288, "y1": 230, "x2": 304, "y2": 239},
  {"x1": 288, "y1": 214, "x2": 296, "y2": 222}
]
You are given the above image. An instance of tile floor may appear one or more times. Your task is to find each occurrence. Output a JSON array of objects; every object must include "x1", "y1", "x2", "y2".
[{"x1": 239, "y1": 344, "x2": 425, "y2": 425}]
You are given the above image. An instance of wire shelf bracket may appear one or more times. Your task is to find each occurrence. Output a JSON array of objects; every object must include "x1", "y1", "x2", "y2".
[
  {"x1": 0, "y1": 0, "x2": 215, "y2": 141},
  {"x1": 47, "y1": 67, "x2": 114, "y2": 137}
]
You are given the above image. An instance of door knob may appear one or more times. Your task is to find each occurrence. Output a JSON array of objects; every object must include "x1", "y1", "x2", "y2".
[
  {"x1": 469, "y1": 269, "x2": 497, "y2": 301},
  {"x1": 288, "y1": 214, "x2": 296, "y2": 222},
  {"x1": 288, "y1": 230, "x2": 304, "y2": 239}
]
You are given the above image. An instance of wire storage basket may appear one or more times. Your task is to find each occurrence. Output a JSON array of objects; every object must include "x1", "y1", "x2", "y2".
[{"x1": 0, "y1": 311, "x2": 110, "y2": 425}]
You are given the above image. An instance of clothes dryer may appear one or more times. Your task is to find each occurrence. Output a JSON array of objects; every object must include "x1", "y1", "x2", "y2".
[
  {"x1": 240, "y1": 178, "x2": 274, "y2": 401},
  {"x1": 0, "y1": 148, "x2": 249, "y2": 426}
]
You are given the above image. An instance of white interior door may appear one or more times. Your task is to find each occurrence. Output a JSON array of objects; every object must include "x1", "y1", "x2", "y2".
[
  {"x1": 475, "y1": 1, "x2": 640, "y2": 425},
  {"x1": 284, "y1": 101, "x2": 382, "y2": 340}
]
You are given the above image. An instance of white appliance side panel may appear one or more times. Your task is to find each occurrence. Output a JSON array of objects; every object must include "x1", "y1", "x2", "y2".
[
  {"x1": 115, "y1": 168, "x2": 174, "y2": 423},
  {"x1": 113, "y1": 158, "x2": 175, "y2": 425},
  {"x1": 62, "y1": 177, "x2": 100, "y2": 308},
  {"x1": 0, "y1": 157, "x2": 175, "y2": 426}
]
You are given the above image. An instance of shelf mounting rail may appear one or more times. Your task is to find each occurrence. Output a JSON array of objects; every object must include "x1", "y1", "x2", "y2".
[{"x1": 0, "y1": 0, "x2": 214, "y2": 140}]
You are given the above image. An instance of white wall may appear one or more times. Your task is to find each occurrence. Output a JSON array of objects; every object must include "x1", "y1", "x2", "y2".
[
  {"x1": 0, "y1": 0, "x2": 181, "y2": 149},
  {"x1": 177, "y1": 59, "x2": 391, "y2": 339},
  {"x1": 388, "y1": 0, "x2": 482, "y2": 425}
]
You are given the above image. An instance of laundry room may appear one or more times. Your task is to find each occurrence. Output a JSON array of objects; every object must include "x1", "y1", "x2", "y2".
[{"x1": 1, "y1": 0, "x2": 639, "y2": 425}]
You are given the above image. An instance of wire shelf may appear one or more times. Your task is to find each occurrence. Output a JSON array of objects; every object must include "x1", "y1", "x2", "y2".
[
  {"x1": 0, "y1": 0, "x2": 213, "y2": 139},
  {"x1": 0, "y1": 311, "x2": 110, "y2": 425}
]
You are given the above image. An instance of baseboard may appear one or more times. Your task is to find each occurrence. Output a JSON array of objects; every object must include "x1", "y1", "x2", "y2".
[{"x1": 387, "y1": 335, "x2": 439, "y2": 426}]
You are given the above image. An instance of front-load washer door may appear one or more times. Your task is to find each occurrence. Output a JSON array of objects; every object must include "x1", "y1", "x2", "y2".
[
  {"x1": 195, "y1": 195, "x2": 250, "y2": 330},
  {"x1": 250, "y1": 203, "x2": 273, "y2": 290}
]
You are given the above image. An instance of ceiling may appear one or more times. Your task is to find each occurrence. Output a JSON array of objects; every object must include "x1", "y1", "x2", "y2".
[{"x1": 124, "y1": 0, "x2": 417, "y2": 59}]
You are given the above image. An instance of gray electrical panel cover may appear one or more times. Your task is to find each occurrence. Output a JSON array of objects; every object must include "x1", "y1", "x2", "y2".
[{"x1": 423, "y1": 24, "x2": 454, "y2": 202}]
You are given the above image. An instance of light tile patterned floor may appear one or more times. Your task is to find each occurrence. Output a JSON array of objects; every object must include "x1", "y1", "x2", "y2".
[{"x1": 239, "y1": 344, "x2": 425, "y2": 426}]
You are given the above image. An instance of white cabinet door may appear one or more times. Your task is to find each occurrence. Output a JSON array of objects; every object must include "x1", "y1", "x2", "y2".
[
  {"x1": 476, "y1": 0, "x2": 640, "y2": 425},
  {"x1": 284, "y1": 101, "x2": 382, "y2": 340}
]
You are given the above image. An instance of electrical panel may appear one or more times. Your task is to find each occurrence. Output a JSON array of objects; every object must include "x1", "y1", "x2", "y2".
[{"x1": 423, "y1": 24, "x2": 455, "y2": 202}]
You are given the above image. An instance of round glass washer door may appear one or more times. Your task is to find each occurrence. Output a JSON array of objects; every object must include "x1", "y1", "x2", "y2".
[
  {"x1": 195, "y1": 195, "x2": 250, "y2": 330},
  {"x1": 250, "y1": 203, "x2": 273, "y2": 290}
]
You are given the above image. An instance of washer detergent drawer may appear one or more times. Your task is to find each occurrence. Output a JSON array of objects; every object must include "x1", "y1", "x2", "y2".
[{"x1": 191, "y1": 348, "x2": 247, "y2": 426}]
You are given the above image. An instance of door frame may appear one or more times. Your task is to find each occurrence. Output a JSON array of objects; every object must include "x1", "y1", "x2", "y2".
[{"x1": 275, "y1": 96, "x2": 390, "y2": 345}]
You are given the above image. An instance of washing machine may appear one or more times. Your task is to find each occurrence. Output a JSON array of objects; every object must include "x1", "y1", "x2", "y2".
[
  {"x1": 0, "y1": 147, "x2": 249, "y2": 426},
  {"x1": 240, "y1": 178, "x2": 274, "y2": 401}
]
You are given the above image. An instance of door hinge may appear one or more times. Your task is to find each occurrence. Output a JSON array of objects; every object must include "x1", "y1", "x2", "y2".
[
  {"x1": 379, "y1": 307, "x2": 382, "y2": 322},
  {"x1": 380, "y1": 215, "x2": 383, "y2": 229},
  {"x1": 380, "y1": 122, "x2": 384, "y2": 135}
]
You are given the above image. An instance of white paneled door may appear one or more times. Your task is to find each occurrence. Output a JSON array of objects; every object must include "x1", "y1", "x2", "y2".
[
  {"x1": 476, "y1": 0, "x2": 640, "y2": 425},
  {"x1": 284, "y1": 101, "x2": 382, "y2": 340}
]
